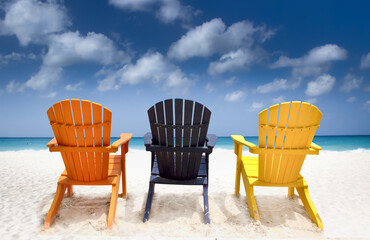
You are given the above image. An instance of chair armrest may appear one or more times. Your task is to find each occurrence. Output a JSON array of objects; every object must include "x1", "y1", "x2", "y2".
[
  {"x1": 310, "y1": 142, "x2": 322, "y2": 151},
  {"x1": 231, "y1": 135, "x2": 258, "y2": 153},
  {"x1": 206, "y1": 134, "x2": 217, "y2": 148},
  {"x1": 111, "y1": 133, "x2": 132, "y2": 148},
  {"x1": 144, "y1": 132, "x2": 152, "y2": 146},
  {"x1": 47, "y1": 137, "x2": 57, "y2": 148}
]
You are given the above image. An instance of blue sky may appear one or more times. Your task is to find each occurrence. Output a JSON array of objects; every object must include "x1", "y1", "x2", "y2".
[{"x1": 0, "y1": 0, "x2": 369, "y2": 137}]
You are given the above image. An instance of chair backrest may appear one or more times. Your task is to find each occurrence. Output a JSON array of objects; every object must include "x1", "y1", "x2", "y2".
[
  {"x1": 258, "y1": 101, "x2": 322, "y2": 184},
  {"x1": 47, "y1": 99, "x2": 112, "y2": 182},
  {"x1": 148, "y1": 99, "x2": 211, "y2": 180}
]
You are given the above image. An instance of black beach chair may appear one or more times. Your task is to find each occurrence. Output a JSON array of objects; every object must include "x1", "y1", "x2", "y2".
[{"x1": 143, "y1": 99, "x2": 217, "y2": 223}]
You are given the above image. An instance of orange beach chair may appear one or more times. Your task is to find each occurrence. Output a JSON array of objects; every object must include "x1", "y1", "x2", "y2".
[
  {"x1": 231, "y1": 101, "x2": 323, "y2": 228},
  {"x1": 44, "y1": 99, "x2": 132, "y2": 229}
]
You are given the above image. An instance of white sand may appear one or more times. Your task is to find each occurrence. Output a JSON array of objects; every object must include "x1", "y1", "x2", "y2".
[{"x1": 1, "y1": 148, "x2": 369, "y2": 239}]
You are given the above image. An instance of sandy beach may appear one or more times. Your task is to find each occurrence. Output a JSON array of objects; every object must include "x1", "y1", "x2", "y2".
[{"x1": 1, "y1": 148, "x2": 369, "y2": 239}]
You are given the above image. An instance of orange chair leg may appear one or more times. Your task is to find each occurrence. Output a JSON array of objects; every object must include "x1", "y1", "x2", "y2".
[
  {"x1": 121, "y1": 153, "x2": 127, "y2": 199},
  {"x1": 67, "y1": 185, "x2": 74, "y2": 197},
  {"x1": 44, "y1": 184, "x2": 66, "y2": 229},
  {"x1": 107, "y1": 177, "x2": 120, "y2": 229}
]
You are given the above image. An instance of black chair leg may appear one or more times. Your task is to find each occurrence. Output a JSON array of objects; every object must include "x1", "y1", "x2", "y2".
[
  {"x1": 143, "y1": 182, "x2": 155, "y2": 223},
  {"x1": 203, "y1": 185, "x2": 210, "y2": 224}
]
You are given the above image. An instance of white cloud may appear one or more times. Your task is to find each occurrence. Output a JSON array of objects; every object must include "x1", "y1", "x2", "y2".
[
  {"x1": 65, "y1": 81, "x2": 85, "y2": 91},
  {"x1": 208, "y1": 48, "x2": 263, "y2": 75},
  {"x1": 42, "y1": 92, "x2": 57, "y2": 98},
  {"x1": 272, "y1": 44, "x2": 347, "y2": 68},
  {"x1": 0, "y1": 0, "x2": 70, "y2": 46},
  {"x1": 305, "y1": 74, "x2": 336, "y2": 96},
  {"x1": 6, "y1": 80, "x2": 25, "y2": 93},
  {"x1": 364, "y1": 101, "x2": 370, "y2": 112},
  {"x1": 97, "y1": 52, "x2": 192, "y2": 93},
  {"x1": 168, "y1": 18, "x2": 273, "y2": 61},
  {"x1": 346, "y1": 96, "x2": 357, "y2": 103},
  {"x1": 0, "y1": 52, "x2": 37, "y2": 65},
  {"x1": 360, "y1": 52, "x2": 370, "y2": 69},
  {"x1": 205, "y1": 83, "x2": 214, "y2": 93},
  {"x1": 256, "y1": 78, "x2": 301, "y2": 94},
  {"x1": 44, "y1": 31, "x2": 129, "y2": 67},
  {"x1": 225, "y1": 90, "x2": 245, "y2": 102},
  {"x1": 225, "y1": 77, "x2": 237, "y2": 86},
  {"x1": 340, "y1": 73, "x2": 363, "y2": 92},
  {"x1": 271, "y1": 44, "x2": 347, "y2": 78},
  {"x1": 272, "y1": 96, "x2": 285, "y2": 104},
  {"x1": 109, "y1": 0, "x2": 193, "y2": 23},
  {"x1": 304, "y1": 98, "x2": 317, "y2": 104},
  {"x1": 25, "y1": 66, "x2": 62, "y2": 90},
  {"x1": 249, "y1": 101, "x2": 264, "y2": 112}
]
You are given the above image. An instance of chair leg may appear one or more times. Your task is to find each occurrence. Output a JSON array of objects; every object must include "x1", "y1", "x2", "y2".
[
  {"x1": 143, "y1": 182, "x2": 155, "y2": 223},
  {"x1": 288, "y1": 187, "x2": 295, "y2": 197},
  {"x1": 296, "y1": 186, "x2": 323, "y2": 229},
  {"x1": 203, "y1": 185, "x2": 210, "y2": 224},
  {"x1": 235, "y1": 159, "x2": 242, "y2": 195},
  {"x1": 67, "y1": 185, "x2": 74, "y2": 197},
  {"x1": 241, "y1": 170, "x2": 260, "y2": 220},
  {"x1": 121, "y1": 153, "x2": 127, "y2": 199},
  {"x1": 107, "y1": 177, "x2": 121, "y2": 229},
  {"x1": 44, "y1": 184, "x2": 67, "y2": 229}
]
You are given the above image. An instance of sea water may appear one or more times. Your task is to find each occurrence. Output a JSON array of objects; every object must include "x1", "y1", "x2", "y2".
[{"x1": 0, "y1": 136, "x2": 369, "y2": 151}]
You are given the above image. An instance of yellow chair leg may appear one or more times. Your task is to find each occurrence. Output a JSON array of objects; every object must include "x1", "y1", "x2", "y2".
[
  {"x1": 107, "y1": 177, "x2": 120, "y2": 229},
  {"x1": 44, "y1": 184, "x2": 66, "y2": 229},
  {"x1": 296, "y1": 186, "x2": 323, "y2": 229},
  {"x1": 288, "y1": 187, "x2": 295, "y2": 197},
  {"x1": 241, "y1": 171, "x2": 259, "y2": 220},
  {"x1": 235, "y1": 159, "x2": 242, "y2": 195}
]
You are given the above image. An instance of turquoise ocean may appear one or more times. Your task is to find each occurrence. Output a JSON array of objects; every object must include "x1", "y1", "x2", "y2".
[{"x1": 0, "y1": 136, "x2": 369, "y2": 152}]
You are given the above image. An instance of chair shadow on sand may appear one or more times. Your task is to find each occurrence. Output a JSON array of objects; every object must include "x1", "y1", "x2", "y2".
[
  {"x1": 139, "y1": 188, "x2": 206, "y2": 224},
  {"x1": 40, "y1": 189, "x2": 116, "y2": 231},
  {"x1": 215, "y1": 192, "x2": 320, "y2": 228}
]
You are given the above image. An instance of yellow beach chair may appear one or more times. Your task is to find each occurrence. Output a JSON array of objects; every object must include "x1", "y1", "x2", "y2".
[
  {"x1": 44, "y1": 99, "x2": 132, "y2": 229},
  {"x1": 231, "y1": 101, "x2": 323, "y2": 228}
]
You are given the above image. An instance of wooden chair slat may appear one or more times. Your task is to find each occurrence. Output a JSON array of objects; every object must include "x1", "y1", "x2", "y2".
[
  {"x1": 174, "y1": 99, "x2": 183, "y2": 176},
  {"x1": 53, "y1": 102, "x2": 78, "y2": 180},
  {"x1": 181, "y1": 100, "x2": 193, "y2": 178},
  {"x1": 272, "y1": 102, "x2": 290, "y2": 183},
  {"x1": 280, "y1": 101, "x2": 301, "y2": 183},
  {"x1": 93, "y1": 102, "x2": 103, "y2": 181},
  {"x1": 258, "y1": 109, "x2": 268, "y2": 181},
  {"x1": 102, "y1": 107, "x2": 112, "y2": 180},
  {"x1": 198, "y1": 107, "x2": 211, "y2": 147},
  {"x1": 148, "y1": 106, "x2": 159, "y2": 145},
  {"x1": 165, "y1": 99, "x2": 175, "y2": 177},
  {"x1": 81, "y1": 100, "x2": 96, "y2": 181},
  {"x1": 61, "y1": 100, "x2": 84, "y2": 181},
  {"x1": 188, "y1": 102, "x2": 203, "y2": 179},
  {"x1": 71, "y1": 99, "x2": 90, "y2": 181},
  {"x1": 264, "y1": 104, "x2": 279, "y2": 183},
  {"x1": 155, "y1": 101, "x2": 167, "y2": 177}
]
